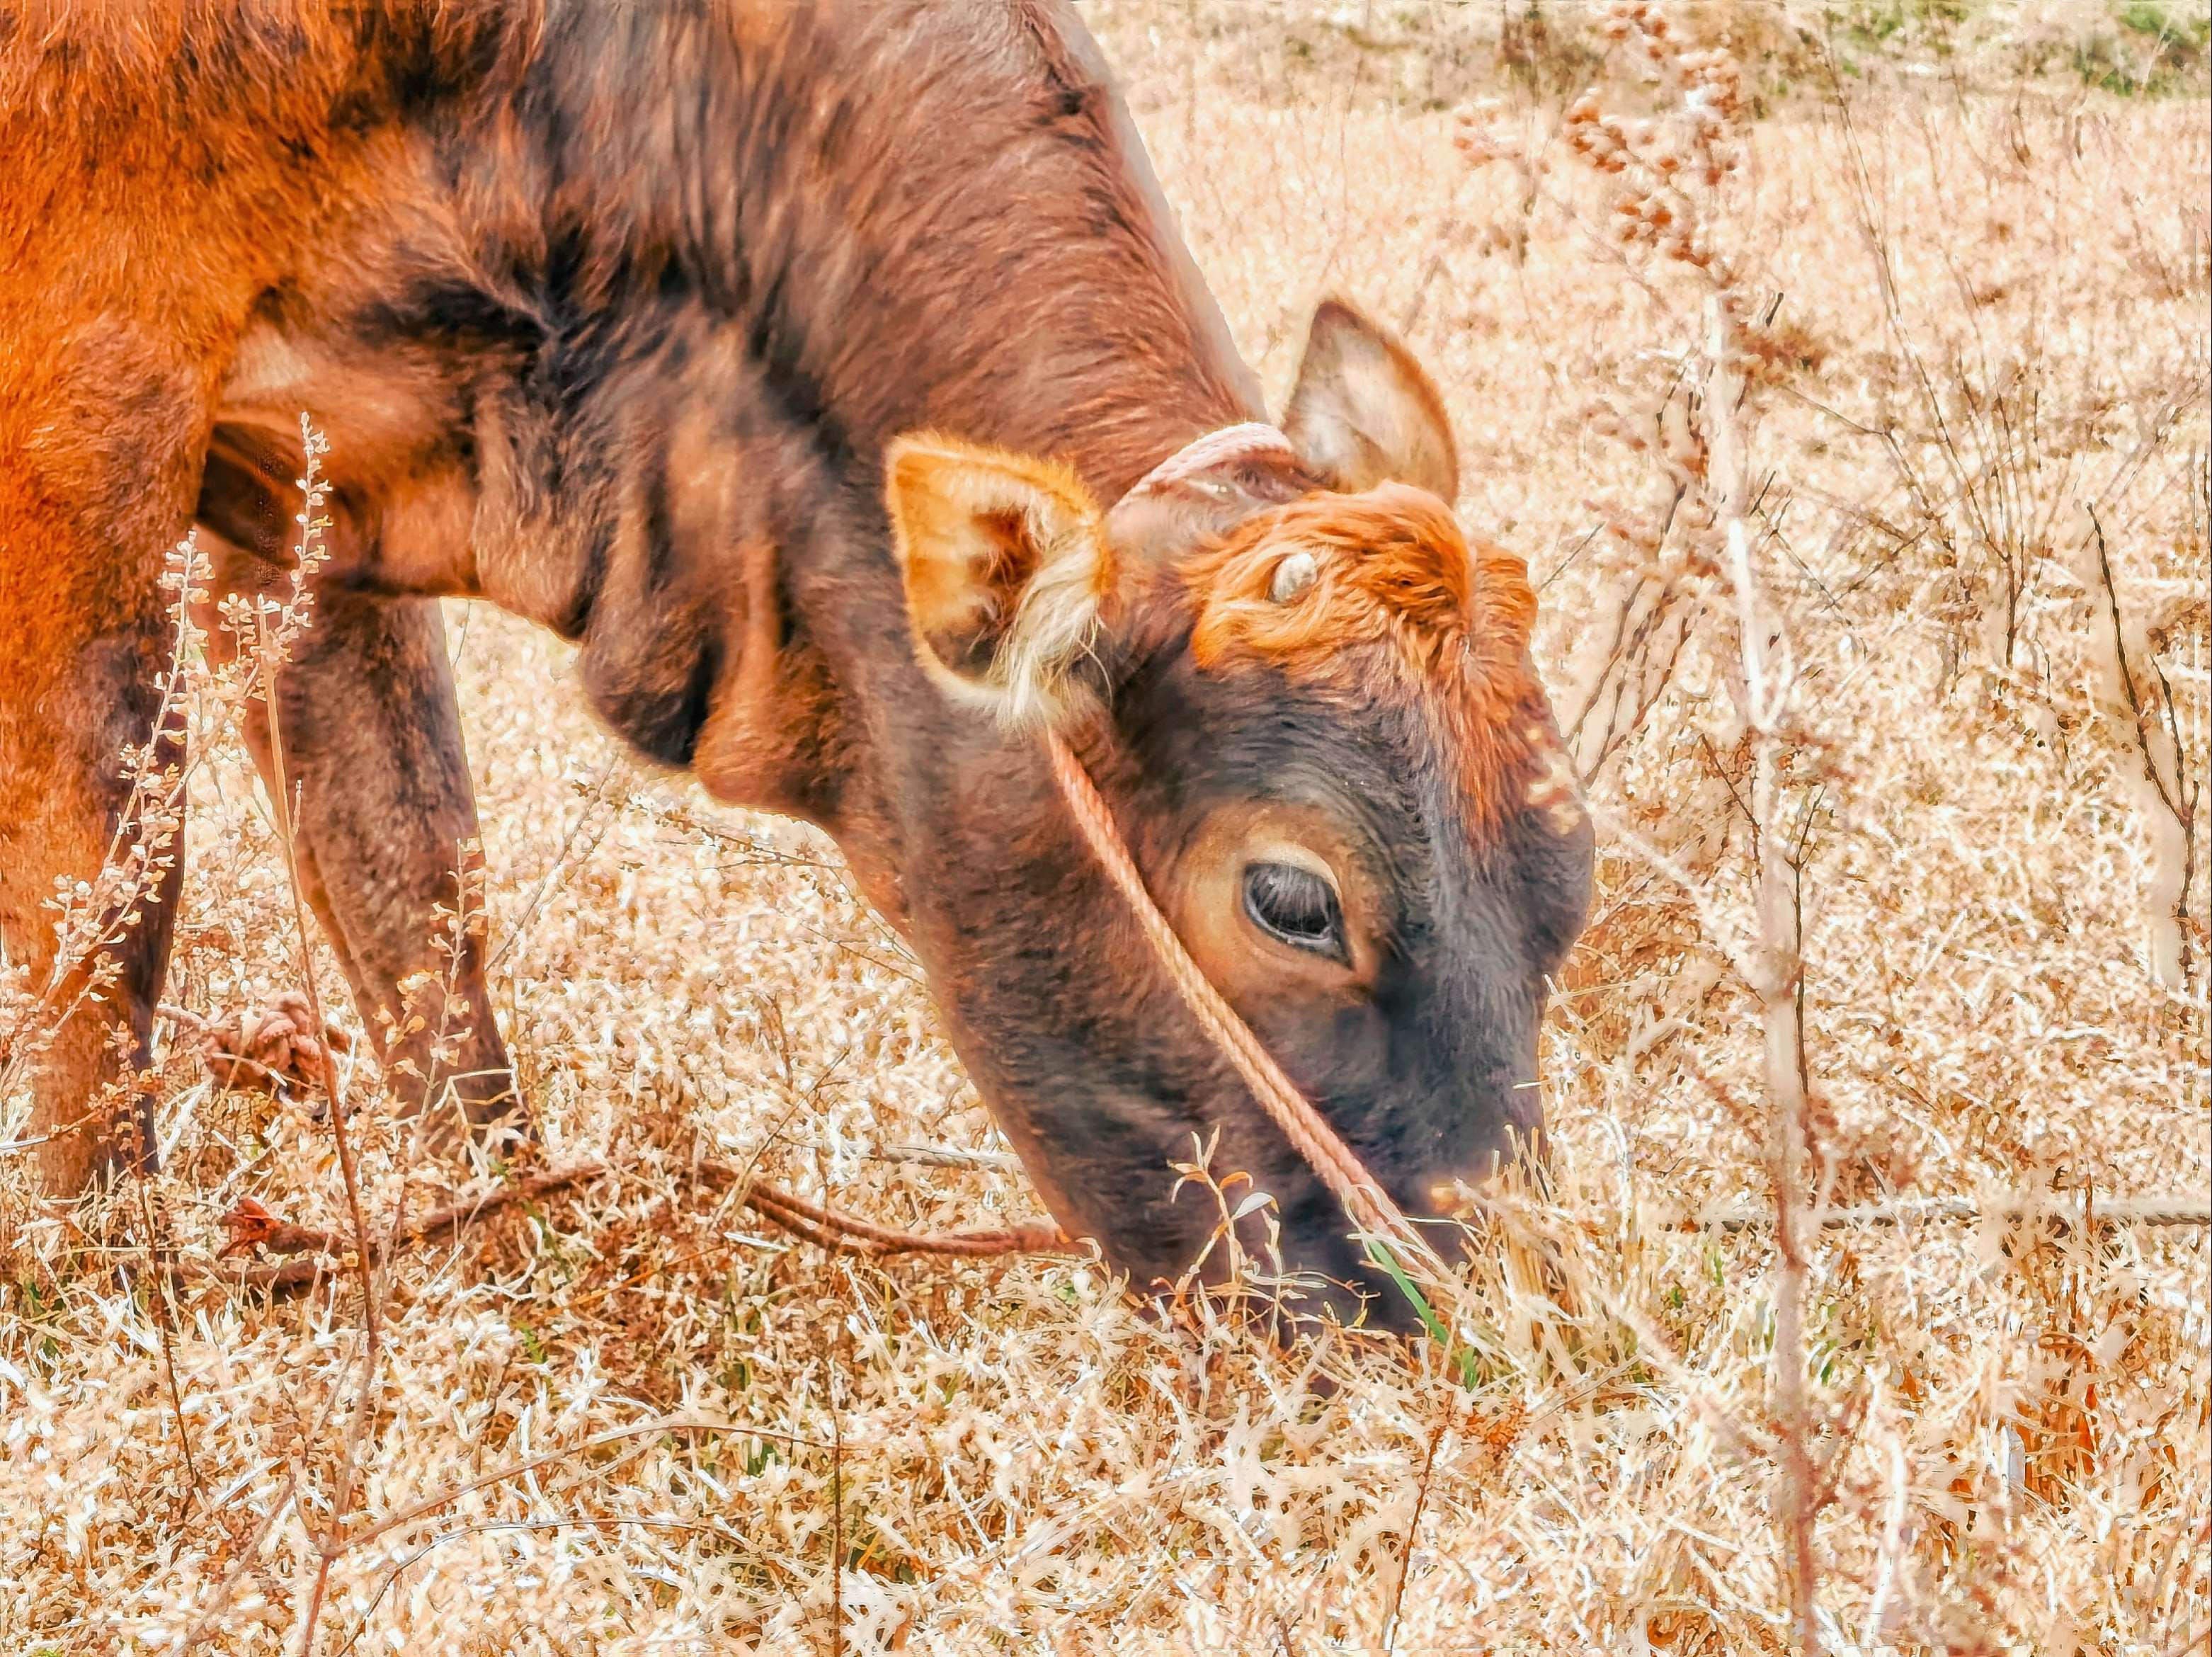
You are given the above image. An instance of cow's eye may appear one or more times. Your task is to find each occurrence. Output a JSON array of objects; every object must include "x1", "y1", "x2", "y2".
[{"x1": 1242, "y1": 861, "x2": 1346, "y2": 962}]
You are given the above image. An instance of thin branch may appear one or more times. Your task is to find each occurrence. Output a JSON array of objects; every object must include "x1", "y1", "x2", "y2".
[
  {"x1": 1380, "y1": 1415, "x2": 1448, "y2": 1655},
  {"x1": 863, "y1": 1141, "x2": 1023, "y2": 1173},
  {"x1": 135, "y1": 1173, "x2": 203, "y2": 1522},
  {"x1": 1694, "y1": 1195, "x2": 2212, "y2": 1233}
]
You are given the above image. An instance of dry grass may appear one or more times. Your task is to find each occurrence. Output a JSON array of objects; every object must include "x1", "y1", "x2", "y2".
[{"x1": 3, "y1": 11, "x2": 2208, "y2": 1655}]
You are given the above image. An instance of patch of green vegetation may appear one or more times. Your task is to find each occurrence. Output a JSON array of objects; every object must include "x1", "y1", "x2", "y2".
[
  {"x1": 2120, "y1": 0, "x2": 2211, "y2": 42},
  {"x1": 1363, "y1": 1239, "x2": 1481, "y2": 1391},
  {"x1": 1840, "y1": 0, "x2": 1967, "y2": 42},
  {"x1": 846, "y1": 1520, "x2": 920, "y2": 1583},
  {"x1": 11, "y1": 1273, "x2": 70, "y2": 1372},
  {"x1": 2076, "y1": 0, "x2": 2212, "y2": 93},
  {"x1": 1831, "y1": 0, "x2": 1971, "y2": 59},
  {"x1": 514, "y1": 1319, "x2": 547, "y2": 1365}
]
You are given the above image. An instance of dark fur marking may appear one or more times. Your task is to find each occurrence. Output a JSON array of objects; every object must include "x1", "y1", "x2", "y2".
[
  {"x1": 552, "y1": 507, "x2": 615, "y2": 642},
  {"x1": 195, "y1": 443, "x2": 291, "y2": 563},
  {"x1": 743, "y1": 273, "x2": 854, "y2": 478},
  {"x1": 357, "y1": 275, "x2": 545, "y2": 353},
  {"x1": 581, "y1": 595, "x2": 724, "y2": 769},
  {"x1": 639, "y1": 438, "x2": 678, "y2": 593}
]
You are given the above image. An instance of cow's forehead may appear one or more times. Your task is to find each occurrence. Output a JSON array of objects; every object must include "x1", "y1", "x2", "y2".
[
  {"x1": 1177, "y1": 484, "x2": 1531, "y2": 669},
  {"x1": 1167, "y1": 484, "x2": 1562, "y2": 828}
]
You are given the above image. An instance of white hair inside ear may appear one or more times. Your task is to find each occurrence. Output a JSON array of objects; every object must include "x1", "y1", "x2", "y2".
[{"x1": 1270, "y1": 550, "x2": 1320, "y2": 603}]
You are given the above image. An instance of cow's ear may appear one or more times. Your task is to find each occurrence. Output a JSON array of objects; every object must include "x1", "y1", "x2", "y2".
[
  {"x1": 1282, "y1": 297, "x2": 1459, "y2": 501},
  {"x1": 885, "y1": 434, "x2": 1114, "y2": 730}
]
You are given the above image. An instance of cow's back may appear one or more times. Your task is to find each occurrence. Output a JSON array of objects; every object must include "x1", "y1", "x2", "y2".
[{"x1": 486, "y1": 0, "x2": 1258, "y2": 496}]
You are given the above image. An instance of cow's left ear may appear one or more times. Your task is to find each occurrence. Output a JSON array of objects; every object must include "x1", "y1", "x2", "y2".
[
  {"x1": 885, "y1": 434, "x2": 1114, "y2": 730},
  {"x1": 1282, "y1": 297, "x2": 1459, "y2": 501}
]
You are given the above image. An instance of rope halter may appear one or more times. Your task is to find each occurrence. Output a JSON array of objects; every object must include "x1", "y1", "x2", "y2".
[
  {"x1": 1121, "y1": 420, "x2": 1296, "y2": 499},
  {"x1": 1043, "y1": 424, "x2": 1454, "y2": 1287}
]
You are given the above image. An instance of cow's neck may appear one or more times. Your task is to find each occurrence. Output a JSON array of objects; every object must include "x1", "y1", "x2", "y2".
[
  {"x1": 693, "y1": 0, "x2": 1261, "y2": 497},
  {"x1": 489, "y1": 0, "x2": 1265, "y2": 917},
  {"x1": 788, "y1": 28, "x2": 1265, "y2": 883}
]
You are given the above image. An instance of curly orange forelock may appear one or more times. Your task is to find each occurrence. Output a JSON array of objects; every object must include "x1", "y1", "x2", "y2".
[{"x1": 1176, "y1": 483, "x2": 1555, "y2": 825}]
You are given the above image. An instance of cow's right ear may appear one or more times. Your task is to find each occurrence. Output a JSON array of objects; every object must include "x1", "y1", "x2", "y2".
[
  {"x1": 885, "y1": 434, "x2": 1114, "y2": 731},
  {"x1": 1282, "y1": 297, "x2": 1459, "y2": 500}
]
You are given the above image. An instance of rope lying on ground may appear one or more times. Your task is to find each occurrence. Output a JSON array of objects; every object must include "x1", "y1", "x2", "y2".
[
  {"x1": 695, "y1": 1158, "x2": 1071, "y2": 1258},
  {"x1": 159, "y1": 998, "x2": 348, "y2": 1099},
  {"x1": 200, "y1": 1157, "x2": 1071, "y2": 1292}
]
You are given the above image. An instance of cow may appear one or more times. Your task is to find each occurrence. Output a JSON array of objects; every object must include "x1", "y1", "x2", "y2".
[{"x1": 0, "y1": 0, "x2": 1593, "y2": 1328}]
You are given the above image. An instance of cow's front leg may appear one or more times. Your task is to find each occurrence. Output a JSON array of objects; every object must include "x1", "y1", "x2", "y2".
[
  {"x1": 0, "y1": 564, "x2": 187, "y2": 1195},
  {"x1": 194, "y1": 523, "x2": 522, "y2": 1144},
  {"x1": 1, "y1": 321, "x2": 210, "y2": 1197}
]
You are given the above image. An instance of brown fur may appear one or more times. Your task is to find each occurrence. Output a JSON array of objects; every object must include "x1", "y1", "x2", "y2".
[
  {"x1": 0, "y1": 0, "x2": 1246, "y2": 1189},
  {"x1": 0, "y1": 4, "x2": 535, "y2": 1185},
  {"x1": 1178, "y1": 484, "x2": 1552, "y2": 826},
  {"x1": 1, "y1": 3, "x2": 1590, "y2": 1328}
]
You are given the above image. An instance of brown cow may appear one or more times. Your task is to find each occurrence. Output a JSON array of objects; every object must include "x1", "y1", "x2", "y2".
[{"x1": 0, "y1": 1, "x2": 1592, "y2": 1327}]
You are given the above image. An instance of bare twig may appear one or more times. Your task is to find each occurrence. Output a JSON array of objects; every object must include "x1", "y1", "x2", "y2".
[
  {"x1": 1532, "y1": 11, "x2": 1829, "y2": 1645},
  {"x1": 863, "y1": 1141, "x2": 1024, "y2": 1173},
  {"x1": 830, "y1": 1349, "x2": 845, "y2": 1657},
  {"x1": 134, "y1": 1173, "x2": 203, "y2": 1522},
  {"x1": 1695, "y1": 1194, "x2": 2212, "y2": 1232},
  {"x1": 1381, "y1": 1414, "x2": 1449, "y2": 1654},
  {"x1": 233, "y1": 424, "x2": 383, "y2": 1657}
]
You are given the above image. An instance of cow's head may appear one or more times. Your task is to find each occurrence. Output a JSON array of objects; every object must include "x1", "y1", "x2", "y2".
[{"x1": 879, "y1": 300, "x2": 1592, "y2": 1331}]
